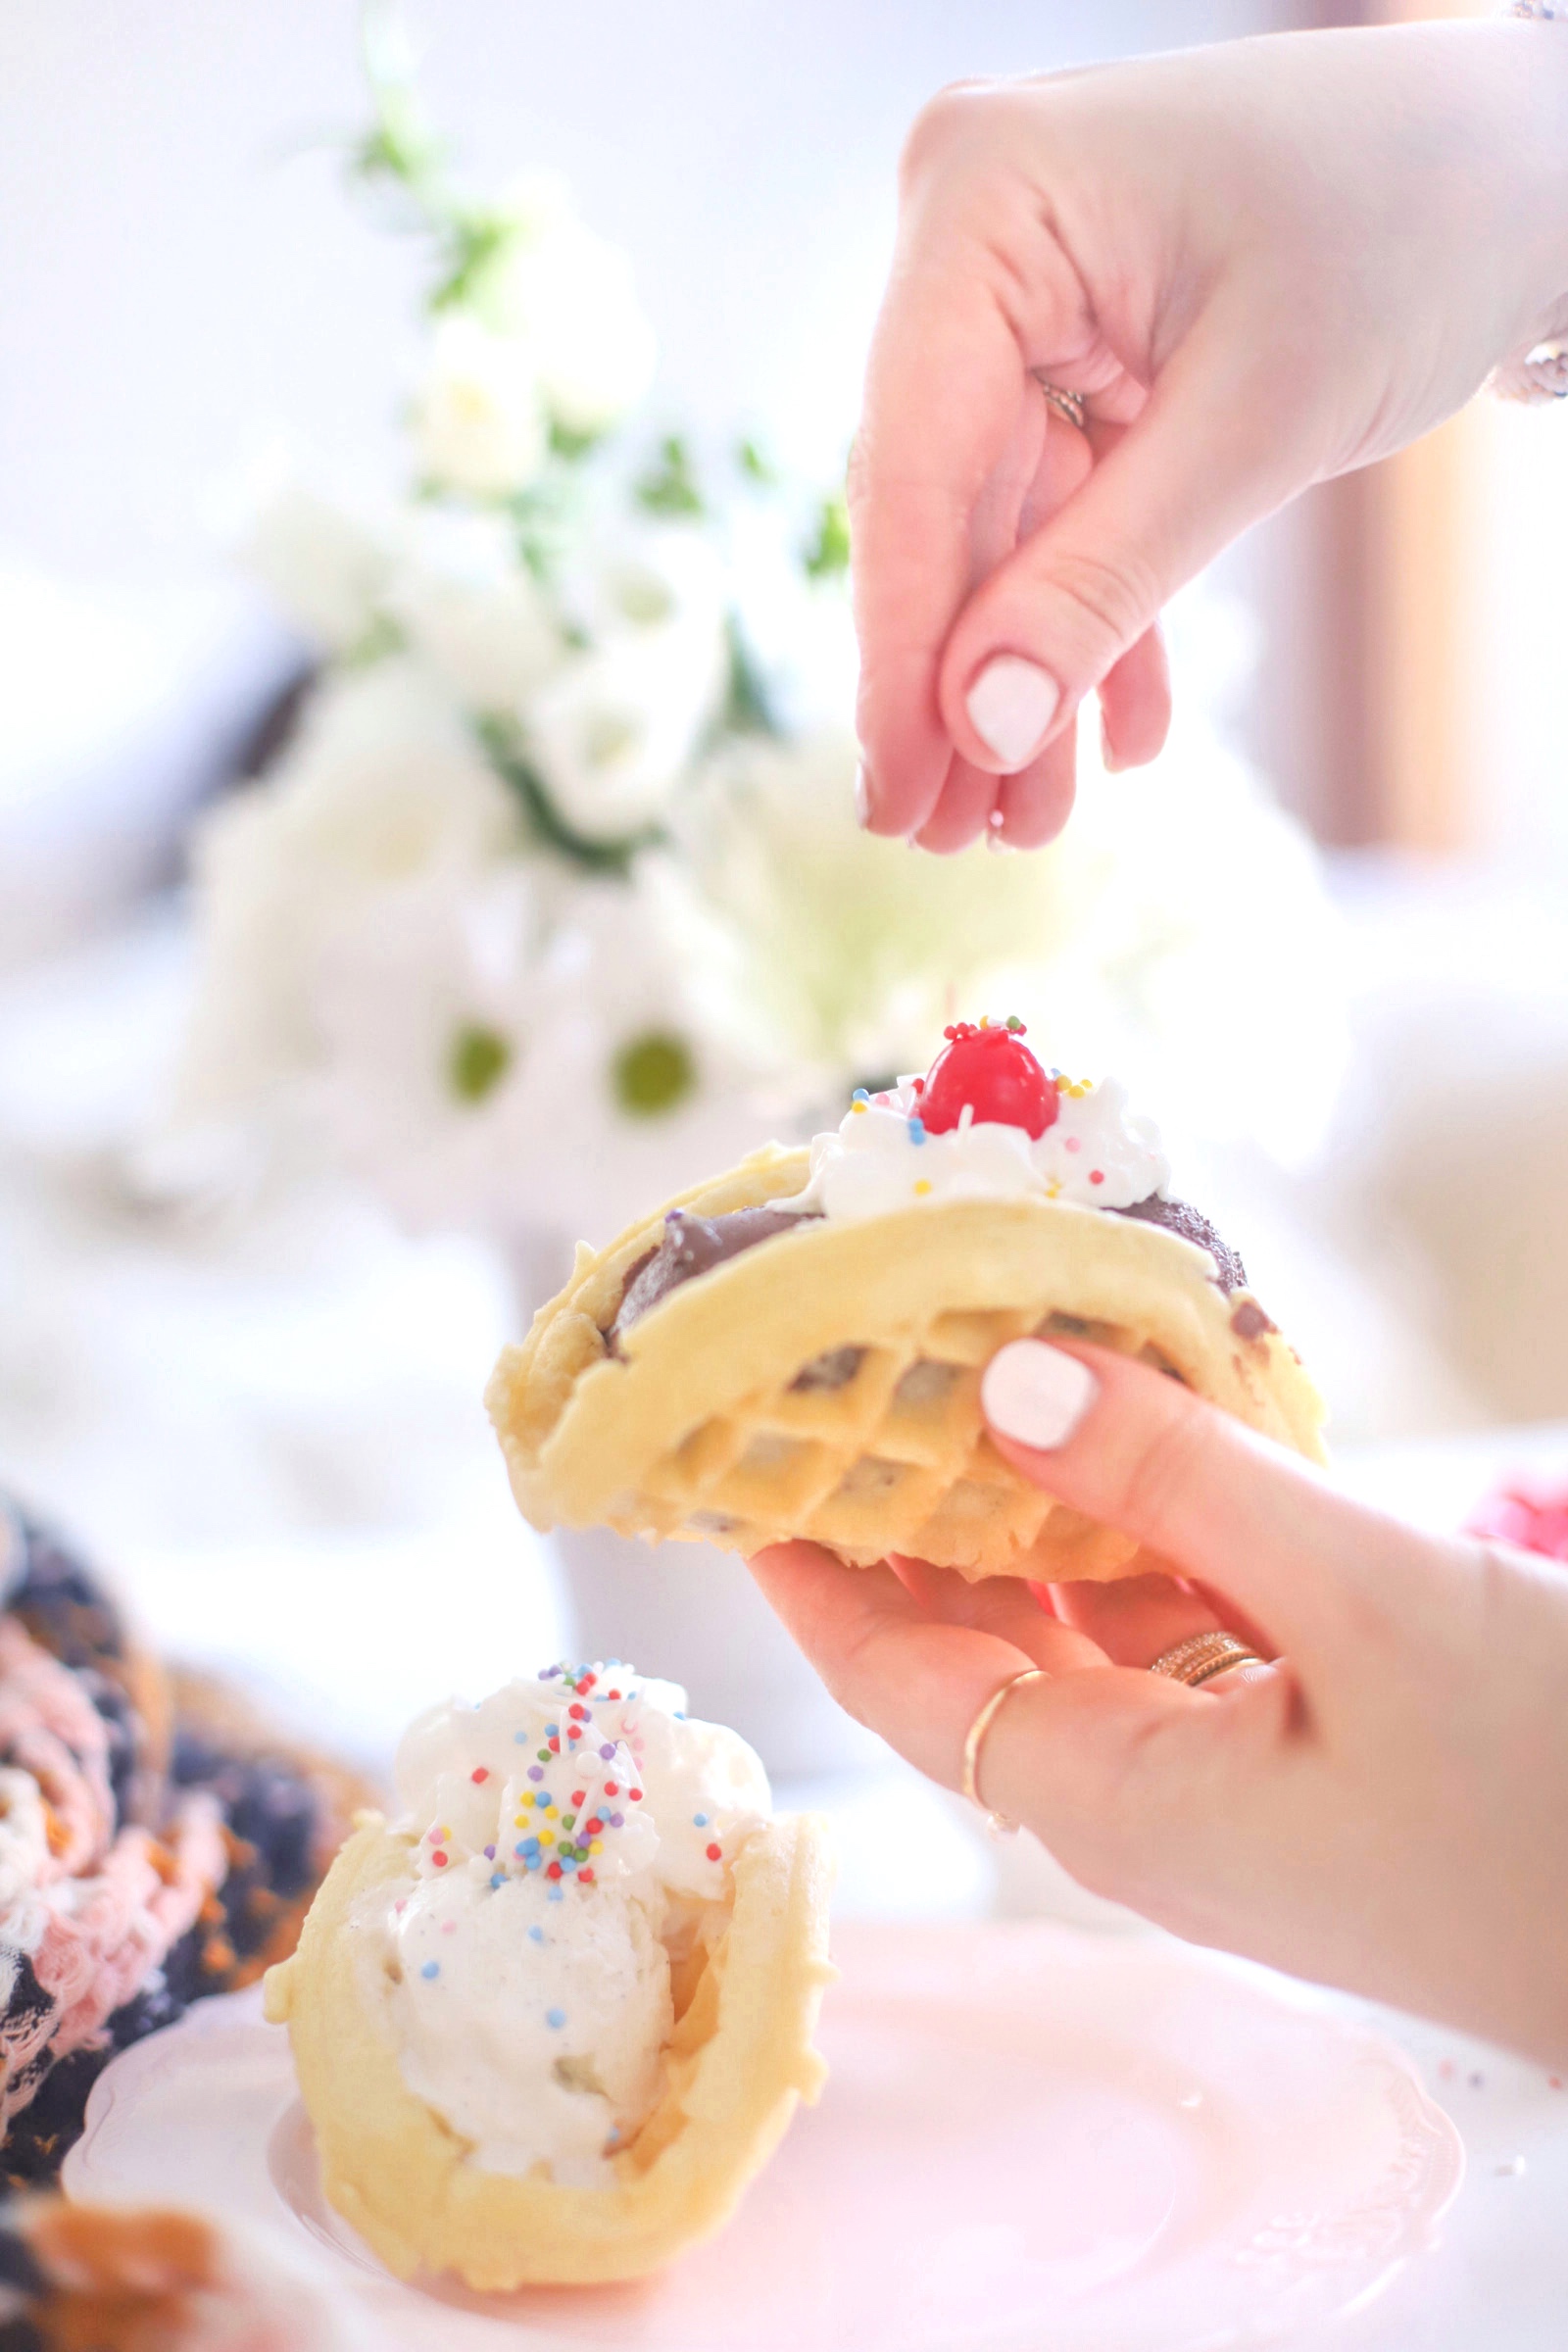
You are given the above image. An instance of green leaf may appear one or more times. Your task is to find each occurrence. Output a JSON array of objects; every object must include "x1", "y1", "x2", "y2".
[
  {"x1": 476, "y1": 715, "x2": 665, "y2": 878},
  {"x1": 736, "y1": 436, "x2": 779, "y2": 486},
  {"x1": 635, "y1": 435, "x2": 704, "y2": 517},
  {"x1": 721, "y1": 612, "x2": 781, "y2": 739},
  {"x1": 548, "y1": 417, "x2": 605, "y2": 464},
  {"x1": 803, "y1": 490, "x2": 851, "y2": 579},
  {"x1": 428, "y1": 208, "x2": 517, "y2": 313}
]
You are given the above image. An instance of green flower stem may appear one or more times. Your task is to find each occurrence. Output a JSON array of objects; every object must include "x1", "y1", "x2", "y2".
[{"x1": 476, "y1": 716, "x2": 665, "y2": 879}]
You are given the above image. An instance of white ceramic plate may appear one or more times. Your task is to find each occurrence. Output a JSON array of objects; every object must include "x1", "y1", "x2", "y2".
[{"x1": 65, "y1": 1921, "x2": 1462, "y2": 2351}]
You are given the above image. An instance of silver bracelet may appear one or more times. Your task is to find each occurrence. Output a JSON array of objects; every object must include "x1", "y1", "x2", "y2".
[{"x1": 1494, "y1": 4, "x2": 1568, "y2": 397}]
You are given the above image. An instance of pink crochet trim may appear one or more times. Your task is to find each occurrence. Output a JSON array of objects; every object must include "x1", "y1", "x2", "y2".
[
  {"x1": 0, "y1": 1621, "x2": 228, "y2": 2124},
  {"x1": 31, "y1": 1796, "x2": 226, "y2": 2063},
  {"x1": 0, "y1": 1619, "x2": 118, "y2": 1881}
]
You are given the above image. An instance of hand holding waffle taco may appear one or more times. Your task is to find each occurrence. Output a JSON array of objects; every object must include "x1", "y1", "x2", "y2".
[{"x1": 492, "y1": 1018, "x2": 1568, "y2": 2069}]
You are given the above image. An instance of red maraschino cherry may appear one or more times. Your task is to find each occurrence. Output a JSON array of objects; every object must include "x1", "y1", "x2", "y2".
[{"x1": 913, "y1": 1018, "x2": 1060, "y2": 1138}]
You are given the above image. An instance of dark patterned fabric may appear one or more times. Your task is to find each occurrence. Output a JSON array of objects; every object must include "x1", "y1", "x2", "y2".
[{"x1": 0, "y1": 1500, "x2": 348, "y2": 2193}]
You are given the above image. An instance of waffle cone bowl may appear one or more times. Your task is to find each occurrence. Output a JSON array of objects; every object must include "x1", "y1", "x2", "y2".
[
  {"x1": 265, "y1": 1807, "x2": 833, "y2": 2289},
  {"x1": 486, "y1": 1142, "x2": 1326, "y2": 1585}
]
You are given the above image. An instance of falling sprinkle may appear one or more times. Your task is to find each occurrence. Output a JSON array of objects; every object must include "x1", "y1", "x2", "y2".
[
  {"x1": 529, "y1": 1926, "x2": 545, "y2": 1944},
  {"x1": 546, "y1": 2008, "x2": 567, "y2": 2030},
  {"x1": 706, "y1": 1842, "x2": 722, "y2": 1862},
  {"x1": 693, "y1": 1813, "x2": 709, "y2": 1828},
  {"x1": 470, "y1": 1766, "x2": 490, "y2": 1784},
  {"x1": 421, "y1": 1961, "x2": 440, "y2": 1981}
]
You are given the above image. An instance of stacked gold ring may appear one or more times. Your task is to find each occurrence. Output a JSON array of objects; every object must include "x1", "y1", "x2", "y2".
[
  {"x1": 1147, "y1": 1631, "x2": 1266, "y2": 1688},
  {"x1": 1032, "y1": 376, "x2": 1089, "y2": 432}
]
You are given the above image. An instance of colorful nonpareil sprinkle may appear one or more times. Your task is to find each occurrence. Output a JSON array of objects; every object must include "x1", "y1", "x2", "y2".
[{"x1": 408, "y1": 1663, "x2": 739, "y2": 1904}]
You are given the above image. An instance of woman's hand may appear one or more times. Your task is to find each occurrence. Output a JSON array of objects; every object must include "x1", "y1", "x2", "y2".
[
  {"x1": 854, "y1": 21, "x2": 1568, "y2": 850},
  {"x1": 752, "y1": 1339, "x2": 1568, "y2": 2066}
]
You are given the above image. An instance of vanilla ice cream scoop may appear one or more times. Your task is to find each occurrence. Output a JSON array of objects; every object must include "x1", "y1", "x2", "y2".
[{"x1": 360, "y1": 1662, "x2": 770, "y2": 2185}]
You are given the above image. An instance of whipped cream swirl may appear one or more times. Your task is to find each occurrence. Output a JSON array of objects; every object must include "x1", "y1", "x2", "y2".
[
  {"x1": 360, "y1": 1662, "x2": 769, "y2": 2187},
  {"x1": 786, "y1": 1072, "x2": 1170, "y2": 1221}
]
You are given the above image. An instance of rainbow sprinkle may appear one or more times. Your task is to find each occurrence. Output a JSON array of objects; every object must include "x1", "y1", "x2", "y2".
[{"x1": 409, "y1": 1663, "x2": 739, "y2": 1917}]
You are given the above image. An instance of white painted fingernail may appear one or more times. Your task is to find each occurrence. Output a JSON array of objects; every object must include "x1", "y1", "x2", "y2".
[
  {"x1": 981, "y1": 1341, "x2": 1097, "y2": 1450},
  {"x1": 853, "y1": 763, "x2": 872, "y2": 827},
  {"x1": 965, "y1": 655, "x2": 1061, "y2": 770}
]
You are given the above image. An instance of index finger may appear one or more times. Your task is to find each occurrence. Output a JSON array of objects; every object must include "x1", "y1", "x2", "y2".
[
  {"x1": 851, "y1": 257, "x2": 1023, "y2": 840},
  {"x1": 749, "y1": 1540, "x2": 1105, "y2": 1791}
]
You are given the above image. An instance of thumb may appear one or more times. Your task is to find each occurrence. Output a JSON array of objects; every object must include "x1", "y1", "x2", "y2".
[
  {"x1": 941, "y1": 317, "x2": 1316, "y2": 774},
  {"x1": 978, "y1": 1337, "x2": 1410, "y2": 1672}
]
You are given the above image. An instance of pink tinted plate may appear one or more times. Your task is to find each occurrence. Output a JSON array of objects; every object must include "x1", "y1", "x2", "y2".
[{"x1": 65, "y1": 1921, "x2": 1461, "y2": 2351}]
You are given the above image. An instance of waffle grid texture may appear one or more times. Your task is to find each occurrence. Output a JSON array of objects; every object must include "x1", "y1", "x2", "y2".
[{"x1": 486, "y1": 1146, "x2": 1327, "y2": 1585}]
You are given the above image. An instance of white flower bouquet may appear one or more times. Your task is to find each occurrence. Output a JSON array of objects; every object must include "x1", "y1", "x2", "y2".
[{"x1": 168, "y1": 16, "x2": 1340, "y2": 1253}]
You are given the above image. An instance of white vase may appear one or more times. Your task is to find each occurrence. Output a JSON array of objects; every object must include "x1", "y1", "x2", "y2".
[{"x1": 504, "y1": 1228, "x2": 883, "y2": 1780}]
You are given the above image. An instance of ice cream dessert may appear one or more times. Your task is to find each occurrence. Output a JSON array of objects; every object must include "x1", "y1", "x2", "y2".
[
  {"x1": 265, "y1": 1663, "x2": 832, "y2": 2289},
  {"x1": 488, "y1": 1018, "x2": 1326, "y2": 1581}
]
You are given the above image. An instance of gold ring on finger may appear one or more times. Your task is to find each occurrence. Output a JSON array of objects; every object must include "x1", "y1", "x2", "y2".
[
  {"x1": 1147, "y1": 1631, "x2": 1267, "y2": 1689},
  {"x1": 960, "y1": 1666, "x2": 1051, "y2": 1833},
  {"x1": 1032, "y1": 375, "x2": 1089, "y2": 432}
]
